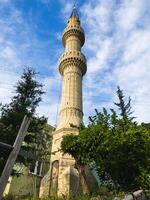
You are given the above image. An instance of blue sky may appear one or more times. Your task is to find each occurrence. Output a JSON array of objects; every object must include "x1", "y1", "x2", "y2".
[{"x1": 0, "y1": 0, "x2": 150, "y2": 126}]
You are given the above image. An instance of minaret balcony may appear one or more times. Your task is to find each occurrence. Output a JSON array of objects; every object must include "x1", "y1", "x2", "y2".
[
  {"x1": 62, "y1": 25, "x2": 85, "y2": 47},
  {"x1": 59, "y1": 51, "x2": 87, "y2": 75}
]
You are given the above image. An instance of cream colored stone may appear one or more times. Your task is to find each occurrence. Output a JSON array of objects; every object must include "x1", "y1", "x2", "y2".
[
  {"x1": 53, "y1": 13, "x2": 86, "y2": 193},
  {"x1": 40, "y1": 9, "x2": 97, "y2": 197},
  {"x1": 3, "y1": 177, "x2": 12, "y2": 196}
]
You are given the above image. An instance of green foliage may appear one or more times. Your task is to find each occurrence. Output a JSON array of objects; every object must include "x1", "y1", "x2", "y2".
[
  {"x1": 0, "y1": 67, "x2": 51, "y2": 175},
  {"x1": 17, "y1": 117, "x2": 52, "y2": 168},
  {"x1": 136, "y1": 167, "x2": 150, "y2": 198},
  {"x1": 93, "y1": 115, "x2": 150, "y2": 190},
  {"x1": 114, "y1": 86, "x2": 134, "y2": 122},
  {"x1": 3, "y1": 194, "x2": 91, "y2": 200},
  {"x1": 0, "y1": 67, "x2": 45, "y2": 145},
  {"x1": 10, "y1": 67, "x2": 44, "y2": 116},
  {"x1": 61, "y1": 129, "x2": 92, "y2": 165},
  {"x1": 27, "y1": 117, "x2": 52, "y2": 159},
  {"x1": 61, "y1": 87, "x2": 150, "y2": 193},
  {"x1": 3, "y1": 190, "x2": 125, "y2": 200}
]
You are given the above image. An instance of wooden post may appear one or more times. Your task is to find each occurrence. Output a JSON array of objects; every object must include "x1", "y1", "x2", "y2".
[
  {"x1": 0, "y1": 115, "x2": 31, "y2": 199},
  {"x1": 0, "y1": 142, "x2": 13, "y2": 151}
]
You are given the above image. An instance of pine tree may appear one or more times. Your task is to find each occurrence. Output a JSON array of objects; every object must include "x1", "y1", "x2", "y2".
[
  {"x1": 114, "y1": 86, "x2": 134, "y2": 122},
  {"x1": 0, "y1": 67, "x2": 51, "y2": 175},
  {"x1": 0, "y1": 67, "x2": 44, "y2": 144}
]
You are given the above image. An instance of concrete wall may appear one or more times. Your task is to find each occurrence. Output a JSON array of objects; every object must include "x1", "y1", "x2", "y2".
[{"x1": 4, "y1": 166, "x2": 41, "y2": 198}]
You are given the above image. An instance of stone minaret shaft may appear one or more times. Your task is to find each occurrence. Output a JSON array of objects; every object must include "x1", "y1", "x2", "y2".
[
  {"x1": 39, "y1": 7, "x2": 88, "y2": 197},
  {"x1": 57, "y1": 7, "x2": 87, "y2": 130}
]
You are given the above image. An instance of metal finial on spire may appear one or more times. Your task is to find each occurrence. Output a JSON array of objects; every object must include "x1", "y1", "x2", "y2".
[
  {"x1": 70, "y1": 0, "x2": 79, "y2": 18},
  {"x1": 73, "y1": 0, "x2": 76, "y2": 8}
]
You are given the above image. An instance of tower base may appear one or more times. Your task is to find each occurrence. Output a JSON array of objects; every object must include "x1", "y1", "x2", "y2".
[{"x1": 39, "y1": 128, "x2": 98, "y2": 198}]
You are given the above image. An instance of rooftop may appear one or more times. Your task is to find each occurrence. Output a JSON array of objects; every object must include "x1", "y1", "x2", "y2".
[{"x1": 70, "y1": 5, "x2": 79, "y2": 19}]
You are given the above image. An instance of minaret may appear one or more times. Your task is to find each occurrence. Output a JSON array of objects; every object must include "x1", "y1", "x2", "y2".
[
  {"x1": 53, "y1": 6, "x2": 86, "y2": 195},
  {"x1": 57, "y1": 6, "x2": 86, "y2": 130},
  {"x1": 40, "y1": 6, "x2": 97, "y2": 197}
]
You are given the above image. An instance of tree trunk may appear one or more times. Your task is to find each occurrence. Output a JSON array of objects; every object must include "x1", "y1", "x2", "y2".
[{"x1": 75, "y1": 162, "x2": 89, "y2": 194}]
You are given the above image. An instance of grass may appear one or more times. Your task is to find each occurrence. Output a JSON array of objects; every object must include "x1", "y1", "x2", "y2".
[
  {"x1": 3, "y1": 195, "x2": 90, "y2": 200},
  {"x1": 4, "y1": 193, "x2": 125, "y2": 200},
  {"x1": 3, "y1": 187, "x2": 125, "y2": 200}
]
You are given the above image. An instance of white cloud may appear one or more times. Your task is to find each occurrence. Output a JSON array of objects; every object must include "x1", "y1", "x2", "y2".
[
  {"x1": 0, "y1": 71, "x2": 19, "y2": 104},
  {"x1": 115, "y1": 0, "x2": 143, "y2": 32},
  {"x1": 122, "y1": 29, "x2": 150, "y2": 63},
  {"x1": 80, "y1": 0, "x2": 150, "y2": 123},
  {"x1": 0, "y1": 0, "x2": 150, "y2": 127},
  {"x1": 36, "y1": 75, "x2": 61, "y2": 126},
  {"x1": 87, "y1": 38, "x2": 113, "y2": 73},
  {"x1": 59, "y1": 0, "x2": 73, "y2": 19},
  {"x1": 0, "y1": 1, "x2": 59, "y2": 125}
]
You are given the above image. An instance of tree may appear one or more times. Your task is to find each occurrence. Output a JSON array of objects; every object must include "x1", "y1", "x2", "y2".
[
  {"x1": 61, "y1": 87, "x2": 150, "y2": 194},
  {"x1": 0, "y1": 67, "x2": 52, "y2": 175},
  {"x1": 92, "y1": 112, "x2": 150, "y2": 190},
  {"x1": 17, "y1": 116, "x2": 52, "y2": 168},
  {"x1": 61, "y1": 128, "x2": 89, "y2": 194},
  {"x1": 114, "y1": 86, "x2": 135, "y2": 125},
  {"x1": 0, "y1": 67, "x2": 44, "y2": 144}
]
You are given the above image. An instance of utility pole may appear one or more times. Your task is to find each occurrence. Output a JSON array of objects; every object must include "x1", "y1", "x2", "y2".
[{"x1": 0, "y1": 115, "x2": 31, "y2": 199}]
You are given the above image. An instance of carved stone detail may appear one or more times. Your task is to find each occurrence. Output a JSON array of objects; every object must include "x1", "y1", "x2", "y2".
[
  {"x1": 62, "y1": 25, "x2": 85, "y2": 46},
  {"x1": 60, "y1": 107, "x2": 83, "y2": 118},
  {"x1": 59, "y1": 50, "x2": 87, "y2": 76}
]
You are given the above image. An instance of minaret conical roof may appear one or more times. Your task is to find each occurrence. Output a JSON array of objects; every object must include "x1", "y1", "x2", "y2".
[{"x1": 70, "y1": 5, "x2": 79, "y2": 18}]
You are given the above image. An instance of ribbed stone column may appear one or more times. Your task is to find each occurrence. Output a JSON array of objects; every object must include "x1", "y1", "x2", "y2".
[
  {"x1": 56, "y1": 13, "x2": 87, "y2": 130},
  {"x1": 39, "y1": 7, "x2": 98, "y2": 198}
]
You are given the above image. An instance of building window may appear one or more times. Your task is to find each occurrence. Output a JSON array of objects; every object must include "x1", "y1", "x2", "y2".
[{"x1": 29, "y1": 160, "x2": 43, "y2": 177}]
